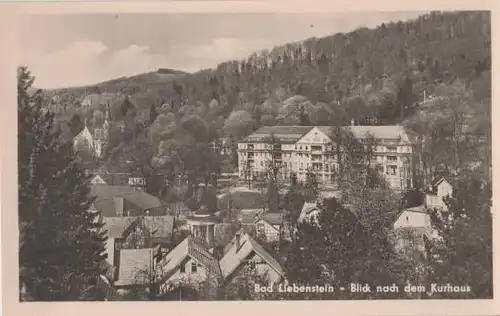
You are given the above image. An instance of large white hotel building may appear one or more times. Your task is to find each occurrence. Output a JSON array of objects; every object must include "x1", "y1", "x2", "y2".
[{"x1": 237, "y1": 125, "x2": 418, "y2": 191}]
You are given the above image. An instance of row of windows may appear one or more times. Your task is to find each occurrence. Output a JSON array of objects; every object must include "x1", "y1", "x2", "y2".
[
  {"x1": 242, "y1": 152, "x2": 404, "y2": 162},
  {"x1": 179, "y1": 262, "x2": 199, "y2": 273},
  {"x1": 243, "y1": 144, "x2": 404, "y2": 152}
]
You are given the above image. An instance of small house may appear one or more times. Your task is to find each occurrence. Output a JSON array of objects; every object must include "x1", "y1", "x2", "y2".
[
  {"x1": 297, "y1": 202, "x2": 321, "y2": 224},
  {"x1": 220, "y1": 232, "x2": 284, "y2": 286},
  {"x1": 155, "y1": 237, "x2": 222, "y2": 295},
  {"x1": 425, "y1": 177, "x2": 453, "y2": 211}
]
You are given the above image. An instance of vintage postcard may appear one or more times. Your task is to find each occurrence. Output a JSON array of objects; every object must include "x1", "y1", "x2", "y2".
[{"x1": 1, "y1": 1, "x2": 498, "y2": 315}]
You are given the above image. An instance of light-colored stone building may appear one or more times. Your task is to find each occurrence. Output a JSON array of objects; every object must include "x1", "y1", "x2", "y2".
[{"x1": 237, "y1": 125, "x2": 418, "y2": 191}]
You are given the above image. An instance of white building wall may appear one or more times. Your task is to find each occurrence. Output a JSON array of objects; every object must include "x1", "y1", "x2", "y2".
[
  {"x1": 105, "y1": 238, "x2": 115, "y2": 265},
  {"x1": 393, "y1": 210, "x2": 431, "y2": 231},
  {"x1": 255, "y1": 220, "x2": 280, "y2": 242},
  {"x1": 159, "y1": 257, "x2": 210, "y2": 293},
  {"x1": 237, "y1": 126, "x2": 414, "y2": 191},
  {"x1": 436, "y1": 181, "x2": 453, "y2": 198}
]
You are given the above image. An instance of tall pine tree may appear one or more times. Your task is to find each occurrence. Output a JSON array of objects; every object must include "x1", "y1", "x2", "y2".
[{"x1": 18, "y1": 67, "x2": 108, "y2": 301}]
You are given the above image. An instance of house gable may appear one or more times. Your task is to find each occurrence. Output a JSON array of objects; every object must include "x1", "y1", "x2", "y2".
[
  {"x1": 435, "y1": 179, "x2": 453, "y2": 198},
  {"x1": 295, "y1": 126, "x2": 332, "y2": 146},
  {"x1": 91, "y1": 175, "x2": 107, "y2": 184},
  {"x1": 393, "y1": 207, "x2": 432, "y2": 233},
  {"x1": 76, "y1": 126, "x2": 93, "y2": 141}
]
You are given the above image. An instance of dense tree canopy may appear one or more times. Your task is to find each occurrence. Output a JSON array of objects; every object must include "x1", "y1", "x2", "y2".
[{"x1": 18, "y1": 67, "x2": 108, "y2": 301}]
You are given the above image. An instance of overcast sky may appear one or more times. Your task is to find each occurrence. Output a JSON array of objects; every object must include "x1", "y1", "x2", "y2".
[{"x1": 19, "y1": 12, "x2": 426, "y2": 89}]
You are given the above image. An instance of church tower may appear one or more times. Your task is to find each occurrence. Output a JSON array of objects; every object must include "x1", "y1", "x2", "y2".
[{"x1": 101, "y1": 102, "x2": 112, "y2": 154}]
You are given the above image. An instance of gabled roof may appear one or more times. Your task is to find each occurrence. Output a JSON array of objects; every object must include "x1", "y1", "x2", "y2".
[
  {"x1": 297, "y1": 202, "x2": 320, "y2": 223},
  {"x1": 241, "y1": 125, "x2": 414, "y2": 144},
  {"x1": 431, "y1": 177, "x2": 451, "y2": 187},
  {"x1": 102, "y1": 216, "x2": 138, "y2": 238},
  {"x1": 157, "y1": 237, "x2": 222, "y2": 282},
  {"x1": 75, "y1": 126, "x2": 93, "y2": 139},
  {"x1": 102, "y1": 215, "x2": 174, "y2": 240},
  {"x1": 220, "y1": 233, "x2": 284, "y2": 280},
  {"x1": 143, "y1": 216, "x2": 175, "y2": 240},
  {"x1": 114, "y1": 247, "x2": 159, "y2": 286},
  {"x1": 91, "y1": 184, "x2": 163, "y2": 217}
]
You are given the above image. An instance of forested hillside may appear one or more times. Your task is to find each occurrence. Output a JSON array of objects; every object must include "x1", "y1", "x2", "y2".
[{"x1": 47, "y1": 11, "x2": 491, "y2": 186}]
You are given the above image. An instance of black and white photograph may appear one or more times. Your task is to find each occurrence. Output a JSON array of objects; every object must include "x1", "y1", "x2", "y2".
[{"x1": 10, "y1": 4, "x2": 493, "y2": 307}]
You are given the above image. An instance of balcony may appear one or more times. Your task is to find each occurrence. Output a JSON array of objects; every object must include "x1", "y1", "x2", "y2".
[
  {"x1": 312, "y1": 163, "x2": 323, "y2": 172},
  {"x1": 311, "y1": 154, "x2": 323, "y2": 162},
  {"x1": 311, "y1": 145, "x2": 323, "y2": 154}
]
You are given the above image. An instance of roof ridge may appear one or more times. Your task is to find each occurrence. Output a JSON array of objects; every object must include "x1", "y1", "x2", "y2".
[{"x1": 246, "y1": 235, "x2": 283, "y2": 275}]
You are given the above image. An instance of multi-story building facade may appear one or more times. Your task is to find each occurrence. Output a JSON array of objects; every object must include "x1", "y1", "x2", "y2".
[{"x1": 237, "y1": 125, "x2": 418, "y2": 191}]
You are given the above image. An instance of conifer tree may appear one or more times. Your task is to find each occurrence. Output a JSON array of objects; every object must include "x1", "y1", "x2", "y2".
[{"x1": 18, "y1": 67, "x2": 108, "y2": 301}]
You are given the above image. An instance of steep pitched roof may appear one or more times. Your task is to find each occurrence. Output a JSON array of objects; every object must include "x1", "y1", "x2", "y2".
[
  {"x1": 102, "y1": 216, "x2": 138, "y2": 238},
  {"x1": 297, "y1": 202, "x2": 320, "y2": 223},
  {"x1": 431, "y1": 177, "x2": 451, "y2": 187},
  {"x1": 143, "y1": 216, "x2": 175, "y2": 240},
  {"x1": 75, "y1": 126, "x2": 93, "y2": 140},
  {"x1": 102, "y1": 215, "x2": 174, "y2": 240},
  {"x1": 114, "y1": 247, "x2": 159, "y2": 286},
  {"x1": 91, "y1": 184, "x2": 163, "y2": 217},
  {"x1": 157, "y1": 237, "x2": 222, "y2": 282},
  {"x1": 220, "y1": 233, "x2": 284, "y2": 279}
]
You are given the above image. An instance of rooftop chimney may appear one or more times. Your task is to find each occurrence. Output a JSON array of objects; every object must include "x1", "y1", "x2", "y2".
[
  {"x1": 114, "y1": 196, "x2": 124, "y2": 216},
  {"x1": 235, "y1": 232, "x2": 241, "y2": 251}
]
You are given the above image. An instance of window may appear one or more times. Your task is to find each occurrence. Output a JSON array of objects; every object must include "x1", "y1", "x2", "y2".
[
  {"x1": 257, "y1": 223, "x2": 265, "y2": 233},
  {"x1": 386, "y1": 146, "x2": 397, "y2": 152},
  {"x1": 180, "y1": 264, "x2": 185, "y2": 273},
  {"x1": 387, "y1": 156, "x2": 397, "y2": 162},
  {"x1": 191, "y1": 262, "x2": 197, "y2": 273},
  {"x1": 300, "y1": 163, "x2": 303, "y2": 170},
  {"x1": 387, "y1": 165, "x2": 397, "y2": 175}
]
